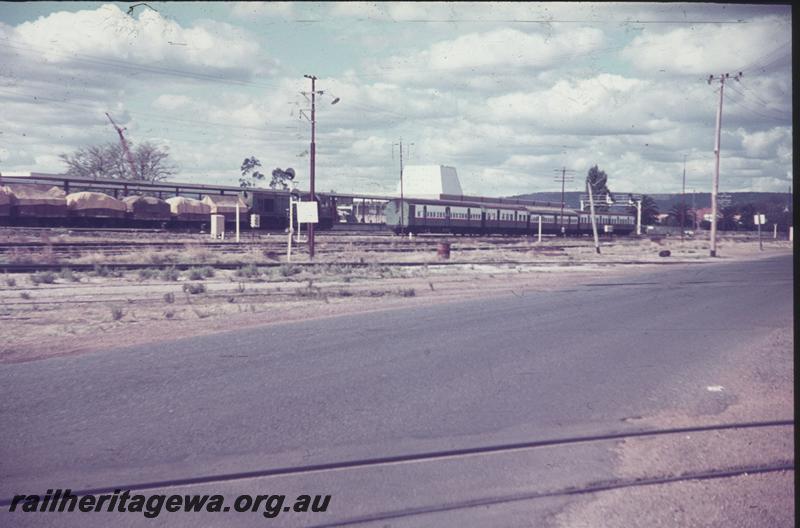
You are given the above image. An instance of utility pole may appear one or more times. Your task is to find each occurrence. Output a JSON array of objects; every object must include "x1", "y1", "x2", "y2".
[
  {"x1": 393, "y1": 139, "x2": 414, "y2": 235},
  {"x1": 299, "y1": 75, "x2": 339, "y2": 259},
  {"x1": 707, "y1": 72, "x2": 741, "y2": 257},
  {"x1": 681, "y1": 154, "x2": 686, "y2": 242},
  {"x1": 586, "y1": 177, "x2": 601, "y2": 254},
  {"x1": 105, "y1": 112, "x2": 137, "y2": 180},
  {"x1": 303, "y1": 75, "x2": 318, "y2": 259},
  {"x1": 553, "y1": 168, "x2": 575, "y2": 236}
]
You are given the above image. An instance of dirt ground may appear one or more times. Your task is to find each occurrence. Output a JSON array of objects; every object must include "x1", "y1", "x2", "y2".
[
  {"x1": 0, "y1": 234, "x2": 792, "y2": 364},
  {"x1": 551, "y1": 323, "x2": 794, "y2": 528}
]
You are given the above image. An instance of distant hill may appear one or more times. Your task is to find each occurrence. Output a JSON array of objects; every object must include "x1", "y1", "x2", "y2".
[{"x1": 509, "y1": 191, "x2": 792, "y2": 211}]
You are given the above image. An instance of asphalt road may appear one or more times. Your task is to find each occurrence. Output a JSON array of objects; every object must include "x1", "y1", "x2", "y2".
[{"x1": 0, "y1": 254, "x2": 793, "y2": 526}]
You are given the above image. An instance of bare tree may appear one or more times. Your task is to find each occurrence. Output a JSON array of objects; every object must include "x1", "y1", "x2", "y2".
[
  {"x1": 60, "y1": 141, "x2": 176, "y2": 182},
  {"x1": 132, "y1": 142, "x2": 178, "y2": 182}
]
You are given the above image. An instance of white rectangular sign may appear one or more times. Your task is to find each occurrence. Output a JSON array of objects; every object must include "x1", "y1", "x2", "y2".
[
  {"x1": 296, "y1": 201, "x2": 319, "y2": 224},
  {"x1": 753, "y1": 214, "x2": 766, "y2": 225}
]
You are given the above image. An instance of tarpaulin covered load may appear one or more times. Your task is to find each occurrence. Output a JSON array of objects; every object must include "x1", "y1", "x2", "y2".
[
  {"x1": 66, "y1": 191, "x2": 127, "y2": 218},
  {"x1": 166, "y1": 196, "x2": 211, "y2": 221},
  {"x1": 201, "y1": 194, "x2": 249, "y2": 222},
  {"x1": 123, "y1": 195, "x2": 172, "y2": 220},
  {"x1": 4, "y1": 183, "x2": 67, "y2": 217}
]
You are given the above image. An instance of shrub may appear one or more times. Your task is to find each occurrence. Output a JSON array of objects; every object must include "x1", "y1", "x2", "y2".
[
  {"x1": 182, "y1": 282, "x2": 206, "y2": 295},
  {"x1": 92, "y1": 264, "x2": 109, "y2": 277},
  {"x1": 163, "y1": 292, "x2": 175, "y2": 304},
  {"x1": 398, "y1": 288, "x2": 416, "y2": 297},
  {"x1": 5, "y1": 277, "x2": 17, "y2": 287},
  {"x1": 146, "y1": 251, "x2": 173, "y2": 265},
  {"x1": 279, "y1": 264, "x2": 301, "y2": 277},
  {"x1": 234, "y1": 263, "x2": 261, "y2": 278},
  {"x1": 59, "y1": 268, "x2": 79, "y2": 282},
  {"x1": 110, "y1": 307, "x2": 124, "y2": 321},
  {"x1": 20, "y1": 291, "x2": 31, "y2": 299},
  {"x1": 159, "y1": 267, "x2": 180, "y2": 281},
  {"x1": 29, "y1": 271, "x2": 56, "y2": 285},
  {"x1": 186, "y1": 268, "x2": 204, "y2": 280},
  {"x1": 138, "y1": 268, "x2": 158, "y2": 280},
  {"x1": 92, "y1": 264, "x2": 122, "y2": 278},
  {"x1": 164, "y1": 310, "x2": 175, "y2": 319},
  {"x1": 186, "y1": 266, "x2": 215, "y2": 280}
]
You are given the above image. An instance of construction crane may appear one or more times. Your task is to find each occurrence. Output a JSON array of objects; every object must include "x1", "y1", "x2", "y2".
[{"x1": 105, "y1": 112, "x2": 138, "y2": 179}]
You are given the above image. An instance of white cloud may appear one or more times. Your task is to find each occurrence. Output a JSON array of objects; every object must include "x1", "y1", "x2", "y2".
[
  {"x1": 621, "y1": 16, "x2": 791, "y2": 75},
  {"x1": 329, "y1": 2, "x2": 388, "y2": 19},
  {"x1": 12, "y1": 4, "x2": 264, "y2": 72},
  {"x1": 153, "y1": 94, "x2": 192, "y2": 111},
  {"x1": 427, "y1": 27, "x2": 604, "y2": 71},
  {"x1": 480, "y1": 74, "x2": 651, "y2": 132},
  {"x1": 373, "y1": 26, "x2": 605, "y2": 86},
  {"x1": 230, "y1": 2, "x2": 295, "y2": 18},
  {"x1": 739, "y1": 127, "x2": 791, "y2": 158}
]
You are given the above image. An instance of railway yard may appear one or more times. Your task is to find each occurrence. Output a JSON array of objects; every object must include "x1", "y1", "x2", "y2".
[{"x1": 0, "y1": 227, "x2": 791, "y2": 363}]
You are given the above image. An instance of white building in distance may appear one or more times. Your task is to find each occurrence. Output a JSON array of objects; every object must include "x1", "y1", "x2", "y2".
[{"x1": 397, "y1": 165, "x2": 463, "y2": 199}]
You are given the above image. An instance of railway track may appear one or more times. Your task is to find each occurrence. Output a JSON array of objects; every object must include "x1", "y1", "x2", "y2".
[
  {"x1": 0, "y1": 237, "x2": 588, "y2": 261},
  {"x1": 0, "y1": 260, "x2": 708, "y2": 273},
  {"x1": 0, "y1": 419, "x2": 791, "y2": 509}
]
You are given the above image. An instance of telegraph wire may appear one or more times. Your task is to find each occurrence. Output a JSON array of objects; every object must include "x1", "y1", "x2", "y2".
[
  {"x1": 724, "y1": 84, "x2": 788, "y2": 122},
  {"x1": 0, "y1": 88, "x2": 308, "y2": 138},
  {"x1": 0, "y1": 39, "x2": 282, "y2": 91}
]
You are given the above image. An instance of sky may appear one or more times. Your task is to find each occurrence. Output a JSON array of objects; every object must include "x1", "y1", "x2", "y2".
[{"x1": 0, "y1": 2, "x2": 792, "y2": 197}]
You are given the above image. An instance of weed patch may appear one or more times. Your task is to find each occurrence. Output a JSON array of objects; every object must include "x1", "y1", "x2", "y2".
[
  {"x1": 29, "y1": 271, "x2": 56, "y2": 285},
  {"x1": 159, "y1": 267, "x2": 180, "y2": 281},
  {"x1": 234, "y1": 263, "x2": 261, "y2": 279},
  {"x1": 182, "y1": 282, "x2": 206, "y2": 295},
  {"x1": 110, "y1": 306, "x2": 124, "y2": 321}
]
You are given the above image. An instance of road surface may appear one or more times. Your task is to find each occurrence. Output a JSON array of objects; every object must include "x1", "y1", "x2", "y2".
[{"x1": 1, "y1": 254, "x2": 793, "y2": 526}]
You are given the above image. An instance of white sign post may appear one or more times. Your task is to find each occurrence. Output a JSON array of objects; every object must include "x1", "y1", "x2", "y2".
[
  {"x1": 537, "y1": 215, "x2": 542, "y2": 243},
  {"x1": 296, "y1": 201, "x2": 318, "y2": 244},
  {"x1": 754, "y1": 214, "x2": 766, "y2": 251},
  {"x1": 287, "y1": 197, "x2": 295, "y2": 263},
  {"x1": 296, "y1": 201, "x2": 319, "y2": 224},
  {"x1": 636, "y1": 200, "x2": 642, "y2": 236},
  {"x1": 235, "y1": 202, "x2": 240, "y2": 243}
]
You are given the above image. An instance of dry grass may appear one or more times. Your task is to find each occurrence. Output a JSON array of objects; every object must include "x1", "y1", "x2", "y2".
[{"x1": 0, "y1": 237, "x2": 790, "y2": 362}]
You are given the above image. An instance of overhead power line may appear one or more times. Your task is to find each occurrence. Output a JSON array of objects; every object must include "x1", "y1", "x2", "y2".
[
  {"x1": 735, "y1": 41, "x2": 791, "y2": 74},
  {"x1": 0, "y1": 88, "x2": 303, "y2": 138},
  {"x1": 0, "y1": 38, "x2": 411, "y2": 121},
  {"x1": 723, "y1": 84, "x2": 788, "y2": 122},
  {"x1": 0, "y1": 39, "x2": 282, "y2": 91}
]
